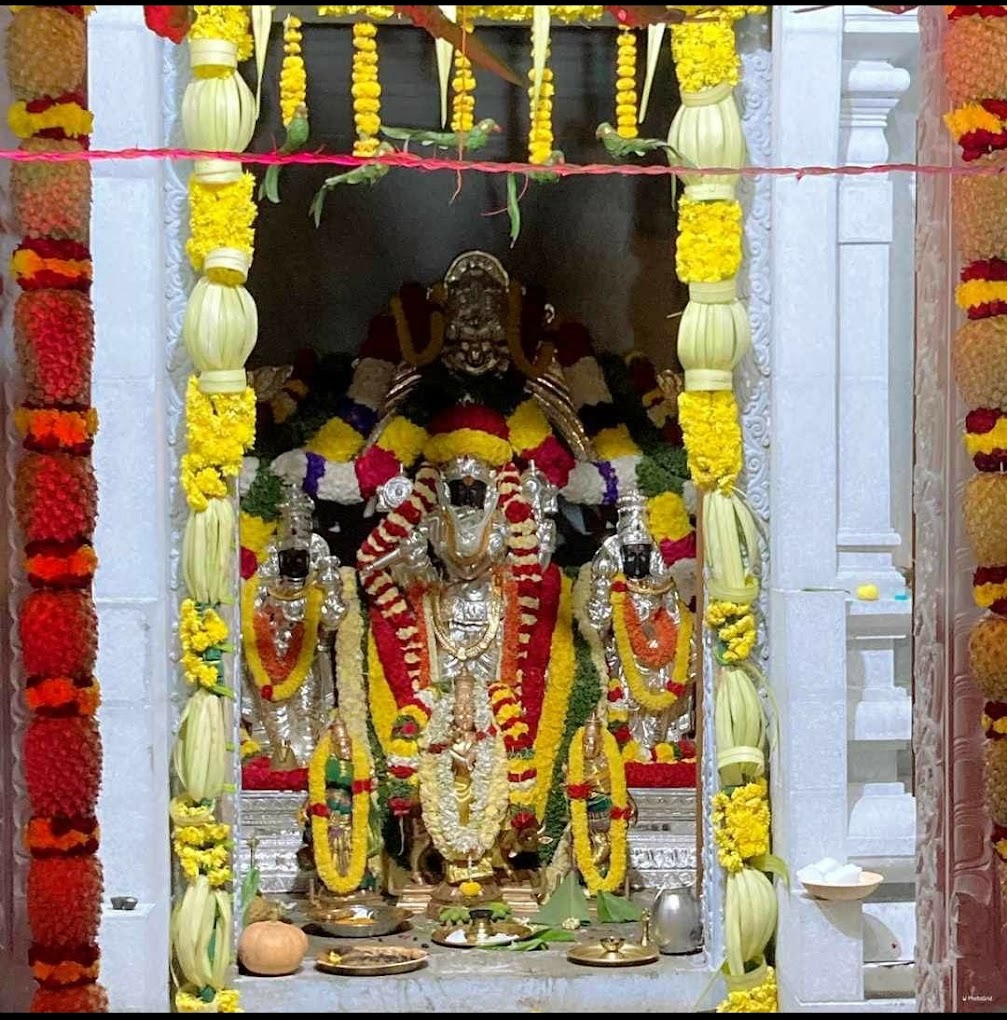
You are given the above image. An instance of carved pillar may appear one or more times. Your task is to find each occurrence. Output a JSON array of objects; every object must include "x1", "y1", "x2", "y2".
[{"x1": 836, "y1": 57, "x2": 909, "y2": 593}]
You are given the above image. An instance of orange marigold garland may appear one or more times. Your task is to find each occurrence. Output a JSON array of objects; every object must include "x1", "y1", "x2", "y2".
[
  {"x1": 943, "y1": 7, "x2": 1007, "y2": 909},
  {"x1": 6, "y1": 6, "x2": 104, "y2": 1011}
]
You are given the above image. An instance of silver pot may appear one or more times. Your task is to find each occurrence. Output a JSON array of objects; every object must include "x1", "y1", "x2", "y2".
[{"x1": 651, "y1": 884, "x2": 703, "y2": 955}]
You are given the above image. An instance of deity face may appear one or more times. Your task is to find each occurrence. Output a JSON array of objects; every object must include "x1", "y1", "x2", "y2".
[
  {"x1": 583, "y1": 717, "x2": 602, "y2": 761},
  {"x1": 622, "y1": 542, "x2": 653, "y2": 581},
  {"x1": 278, "y1": 547, "x2": 310, "y2": 584},
  {"x1": 448, "y1": 476, "x2": 488, "y2": 511},
  {"x1": 444, "y1": 269, "x2": 507, "y2": 375}
]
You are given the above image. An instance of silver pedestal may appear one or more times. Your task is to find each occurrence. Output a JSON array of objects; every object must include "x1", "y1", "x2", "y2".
[{"x1": 238, "y1": 786, "x2": 698, "y2": 895}]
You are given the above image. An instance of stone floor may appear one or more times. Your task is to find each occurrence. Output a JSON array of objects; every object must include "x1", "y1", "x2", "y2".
[{"x1": 237, "y1": 910, "x2": 717, "y2": 1013}]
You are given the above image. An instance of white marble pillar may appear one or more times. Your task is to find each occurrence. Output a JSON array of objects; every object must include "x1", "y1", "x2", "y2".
[
  {"x1": 770, "y1": 5, "x2": 863, "y2": 1010},
  {"x1": 89, "y1": 8, "x2": 171, "y2": 1012},
  {"x1": 836, "y1": 57, "x2": 910, "y2": 594}
]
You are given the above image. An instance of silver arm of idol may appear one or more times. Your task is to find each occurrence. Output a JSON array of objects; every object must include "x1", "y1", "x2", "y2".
[{"x1": 587, "y1": 537, "x2": 620, "y2": 638}]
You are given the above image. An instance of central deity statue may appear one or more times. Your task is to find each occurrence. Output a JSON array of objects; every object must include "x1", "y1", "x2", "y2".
[{"x1": 243, "y1": 249, "x2": 698, "y2": 911}]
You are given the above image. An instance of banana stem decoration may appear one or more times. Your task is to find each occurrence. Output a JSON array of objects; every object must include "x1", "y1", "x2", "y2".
[{"x1": 667, "y1": 9, "x2": 780, "y2": 1007}]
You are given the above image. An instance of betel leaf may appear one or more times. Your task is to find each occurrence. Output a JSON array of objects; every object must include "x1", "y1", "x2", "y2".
[
  {"x1": 595, "y1": 890, "x2": 643, "y2": 924},
  {"x1": 240, "y1": 866, "x2": 261, "y2": 923},
  {"x1": 507, "y1": 173, "x2": 522, "y2": 247},
  {"x1": 531, "y1": 872, "x2": 590, "y2": 926}
]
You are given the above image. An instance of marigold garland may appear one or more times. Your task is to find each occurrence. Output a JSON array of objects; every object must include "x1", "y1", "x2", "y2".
[
  {"x1": 712, "y1": 778, "x2": 770, "y2": 873},
  {"x1": 717, "y1": 968, "x2": 779, "y2": 1013},
  {"x1": 614, "y1": 28, "x2": 638, "y2": 138},
  {"x1": 308, "y1": 732, "x2": 373, "y2": 895},
  {"x1": 189, "y1": 4, "x2": 253, "y2": 62},
  {"x1": 677, "y1": 389, "x2": 744, "y2": 493},
  {"x1": 280, "y1": 14, "x2": 306, "y2": 128},
  {"x1": 676, "y1": 197, "x2": 744, "y2": 284},
  {"x1": 943, "y1": 3, "x2": 1007, "y2": 928},
  {"x1": 528, "y1": 25, "x2": 555, "y2": 165},
  {"x1": 451, "y1": 8, "x2": 476, "y2": 134},
  {"x1": 351, "y1": 20, "x2": 382, "y2": 157},
  {"x1": 241, "y1": 581, "x2": 324, "y2": 702},
  {"x1": 670, "y1": 16, "x2": 740, "y2": 92},
  {"x1": 8, "y1": 98, "x2": 92, "y2": 140},
  {"x1": 610, "y1": 578, "x2": 692, "y2": 710},
  {"x1": 185, "y1": 173, "x2": 257, "y2": 273},
  {"x1": 567, "y1": 723, "x2": 629, "y2": 894}
]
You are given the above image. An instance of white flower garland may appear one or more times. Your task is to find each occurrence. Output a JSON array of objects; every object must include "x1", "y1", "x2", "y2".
[{"x1": 419, "y1": 682, "x2": 509, "y2": 861}]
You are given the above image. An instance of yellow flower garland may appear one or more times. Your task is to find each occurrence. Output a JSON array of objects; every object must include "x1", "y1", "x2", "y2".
[
  {"x1": 528, "y1": 29, "x2": 555, "y2": 165},
  {"x1": 452, "y1": 7, "x2": 476, "y2": 134},
  {"x1": 676, "y1": 197, "x2": 744, "y2": 284},
  {"x1": 706, "y1": 599, "x2": 756, "y2": 663},
  {"x1": 308, "y1": 734, "x2": 372, "y2": 895},
  {"x1": 647, "y1": 490, "x2": 692, "y2": 543},
  {"x1": 593, "y1": 423, "x2": 641, "y2": 460},
  {"x1": 678, "y1": 389, "x2": 744, "y2": 493},
  {"x1": 532, "y1": 574, "x2": 577, "y2": 819},
  {"x1": 351, "y1": 20, "x2": 382, "y2": 157},
  {"x1": 712, "y1": 778, "x2": 770, "y2": 873},
  {"x1": 568, "y1": 723, "x2": 629, "y2": 894},
  {"x1": 670, "y1": 15, "x2": 741, "y2": 92},
  {"x1": 367, "y1": 629, "x2": 399, "y2": 754},
  {"x1": 717, "y1": 968, "x2": 778, "y2": 1013},
  {"x1": 191, "y1": 5, "x2": 254, "y2": 63},
  {"x1": 615, "y1": 28, "x2": 638, "y2": 139},
  {"x1": 966, "y1": 416, "x2": 1007, "y2": 458},
  {"x1": 610, "y1": 582, "x2": 693, "y2": 712},
  {"x1": 957, "y1": 279, "x2": 1007, "y2": 313},
  {"x1": 280, "y1": 14, "x2": 306, "y2": 127},
  {"x1": 241, "y1": 581, "x2": 325, "y2": 702},
  {"x1": 185, "y1": 173, "x2": 257, "y2": 274},
  {"x1": 180, "y1": 599, "x2": 230, "y2": 691},
  {"x1": 7, "y1": 99, "x2": 93, "y2": 139}
]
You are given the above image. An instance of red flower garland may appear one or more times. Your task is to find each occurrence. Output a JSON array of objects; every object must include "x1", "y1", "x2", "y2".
[{"x1": 6, "y1": 7, "x2": 104, "y2": 1011}]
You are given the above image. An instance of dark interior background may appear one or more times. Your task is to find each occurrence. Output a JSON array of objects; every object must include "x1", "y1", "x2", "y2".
[{"x1": 246, "y1": 19, "x2": 686, "y2": 368}]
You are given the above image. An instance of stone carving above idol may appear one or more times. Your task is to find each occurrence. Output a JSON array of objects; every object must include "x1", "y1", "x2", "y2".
[
  {"x1": 588, "y1": 492, "x2": 695, "y2": 763},
  {"x1": 242, "y1": 485, "x2": 346, "y2": 772}
]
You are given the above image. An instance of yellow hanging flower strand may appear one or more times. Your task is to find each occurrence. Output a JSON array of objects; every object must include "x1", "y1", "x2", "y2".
[
  {"x1": 352, "y1": 20, "x2": 382, "y2": 157},
  {"x1": 452, "y1": 7, "x2": 476, "y2": 133},
  {"x1": 308, "y1": 732, "x2": 372, "y2": 895},
  {"x1": 615, "y1": 28, "x2": 638, "y2": 139},
  {"x1": 528, "y1": 27, "x2": 554, "y2": 165},
  {"x1": 568, "y1": 724, "x2": 630, "y2": 895},
  {"x1": 280, "y1": 14, "x2": 306, "y2": 127}
]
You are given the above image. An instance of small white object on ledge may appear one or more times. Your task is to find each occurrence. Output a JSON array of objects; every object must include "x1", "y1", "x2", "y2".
[{"x1": 797, "y1": 858, "x2": 883, "y2": 902}]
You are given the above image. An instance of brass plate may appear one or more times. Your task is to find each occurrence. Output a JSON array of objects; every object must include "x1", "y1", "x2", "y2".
[
  {"x1": 431, "y1": 921, "x2": 534, "y2": 949},
  {"x1": 315, "y1": 945, "x2": 428, "y2": 977},
  {"x1": 311, "y1": 907, "x2": 411, "y2": 939},
  {"x1": 567, "y1": 942, "x2": 659, "y2": 968}
]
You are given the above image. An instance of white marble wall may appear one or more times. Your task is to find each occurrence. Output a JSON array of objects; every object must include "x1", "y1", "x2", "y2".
[{"x1": 90, "y1": 7, "x2": 171, "y2": 1013}]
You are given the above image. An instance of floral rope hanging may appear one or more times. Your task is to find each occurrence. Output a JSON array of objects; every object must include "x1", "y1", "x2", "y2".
[
  {"x1": 668, "y1": 7, "x2": 776, "y2": 1012},
  {"x1": 451, "y1": 7, "x2": 476, "y2": 133},
  {"x1": 352, "y1": 19, "x2": 382, "y2": 157},
  {"x1": 7, "y1": 6, "x2": 106, "y2": 1012},
  {"x1": 615, "y1": 27, "x2": 638, "y2": 139},
  {"x1": 945, "y1": 3, "x2": 1007, "y2": 920}
]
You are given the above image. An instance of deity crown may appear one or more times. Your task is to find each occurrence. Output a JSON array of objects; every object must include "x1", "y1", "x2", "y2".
[{"x1": 616, "y1": 491, "x2": 652, "y2": 547}]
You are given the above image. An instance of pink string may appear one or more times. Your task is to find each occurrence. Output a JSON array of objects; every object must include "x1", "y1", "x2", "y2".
[{"x1": 0, "y1": 145, "x2": 998, "y2": 178}]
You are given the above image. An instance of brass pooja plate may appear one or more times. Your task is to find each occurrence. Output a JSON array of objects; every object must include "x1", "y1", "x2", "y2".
[
  {"x1": 431, "y1": 921, "x2": 534, "y2": 948},
  {"x1": 567, "y1": 939, "x2": 659, "y2": 968},
  {"x1": 315, "y1": 945, "x2": 428, "y2": 977},
  {"x1": 313, "y1": 907, "x2": 411, "y2": 939}
]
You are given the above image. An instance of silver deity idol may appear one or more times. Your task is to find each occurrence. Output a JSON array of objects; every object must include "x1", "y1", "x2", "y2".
[
  {"x1": 243, "y1": 486, "x2": 347, "y2": 769},
  {"x1": 588, "y1": 492, "x2": 695, "y2": 756}
]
